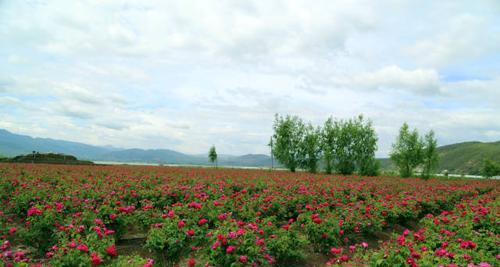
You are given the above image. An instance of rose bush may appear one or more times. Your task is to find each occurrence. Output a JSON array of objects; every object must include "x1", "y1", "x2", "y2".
[{"x1": 0, "y1": 163, "x2": 498, "y2": 266}]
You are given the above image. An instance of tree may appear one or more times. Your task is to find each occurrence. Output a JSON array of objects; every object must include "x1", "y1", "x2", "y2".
[
  {"x1": 334, "y1": 118, "x2": 357, "y2": 175},
  {"x1": 322, "y1": 115, "x2": 378, "y2": 175},
  {"x1": 353, "y1": 115, "x2": 379, "y2": 176},
  {"x1": 481, "y1": 159, "x2": 500, "y2": 178},
  {"x1": 321, "y1": 117, "x2": 338, "y2": 174},
  {"x1": 272, "y1": 114, "x2": 305, "y2": 172},
  {"x1": 390, "y1": 123, "x2": 424, "y2": 178},
  {"x1": 421, "y1": 130, "x2": 439, "y2": 179},
  {"x1": 208, "y1": 146, "x2": 218, "y2": 168},
  {"x1": 299, "y1": 124, "x2": 322, "y2": 173}
]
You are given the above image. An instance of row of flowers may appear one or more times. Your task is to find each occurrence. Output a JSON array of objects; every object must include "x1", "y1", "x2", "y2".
[
  {"x1": 340, "y1": 189, "x2": 499, "y2": 266},
  {"x1": 0, "y1": 163, "x2": 498, "y2": 266}
]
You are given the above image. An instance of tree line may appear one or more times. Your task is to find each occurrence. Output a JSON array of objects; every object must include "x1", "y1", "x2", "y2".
[
  {"x1": 271, "y1": 114, "x2": 379, "y2": 175},
  {"x1": 271, "y1": 114, "x2": 439, "y2": 178}
]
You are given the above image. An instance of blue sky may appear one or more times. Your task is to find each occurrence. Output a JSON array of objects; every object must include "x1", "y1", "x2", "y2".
[{"x1": 1, "y1": 0, "x2": 499, "y2": 156}]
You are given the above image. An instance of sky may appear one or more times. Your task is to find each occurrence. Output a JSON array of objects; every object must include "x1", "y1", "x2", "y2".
[{"x1": 1, "y1": 0, "x2": 499, "y2": 157}]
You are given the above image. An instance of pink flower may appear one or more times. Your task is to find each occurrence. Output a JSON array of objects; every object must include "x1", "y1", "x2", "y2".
[
  {"x1": 217, "y1": 213, "x2": 228, "y2": 220},
  {"x1": 211, "y1": 241, "x2": 220, "y2": 250},
  {"x1": 187, "y1": 258, "x2": 196, "y2": 267},
  {"x1": 27, "y1": 207, "x2": 43, "y2": 216},
  {"x1": 177, "y1": 220, "x2": 186, "y2": 228},
  {"x1": 330, "y1": 247, "x2": 342, "y2": 255},
  {"x1": 55, "y1": 202, "x2": 64, "y2": 212},
  {"x1": 361, "y1": 242, "x2": 369, "y2": 249},
  {"x1": 105, "y1": 245, "x2": 117, "y2": 257},
  {"x1": 105, "y1": 229, "x2": 115, "y2": 235},
  {"x1": 198, "y1": 218, "x2": 208, "y2": 225},
  {"x1": 109, "y1": 213, "x2": 117, "y2": 220},
  {"x1": 68, "y1": 241, "x2": 77, "y2": 248},
  {"x1": 167, "y1": 210, "x2": 175, "y2": 218},
  {"x1": 186, "y1": 229, "x2": 195, "y2": 236},
  {"x1": 90, "y1": 253, "x2": 103, "y2": 266},
  {"x1": 239, "y1": 255, "x2": 247, "y2": 263},
  {"x1": 143, "y1": 259, "x2": 154, "y2": 267},
  {"x1": 1, "y1": 240, "x2": 11, "y2": 251},
  {"x1": 188, "y1": 202, "x2": 202, "y2": 209},
  {"x1": 8, "y1": 227, "x2": 17, "y2": 234},
  {"x1": 77, "y1": 244, "x2": 89, "y2": 253},
  {"x1": 226, "y1": 245, "x2": 236, "y2": 253}
]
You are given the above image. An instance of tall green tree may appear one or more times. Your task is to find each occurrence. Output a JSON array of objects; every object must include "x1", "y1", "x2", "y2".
[
  {"x1": 321, "y1": 118, "x2": 338, "y2": 174},
  {"x1": 299, "y1": 124, "x2": 322, "y2": 173},
  {"x1": 390, "y1": 123, "x2": 424, "y2": 177},
  {"x1": 272, "y1": 114, "x2": 305, "y2": 172},
  {"x1": 334, "y1": 118, "x2": 358, "y2": 175},
  {"x1": 208, "y1": 145, "x2": 218, "y2": 168},
  {"x1": 421, "y1": 130, "x2": 439, "y2": 179},
  {"x1": 481, "y1": 159, "x2": 500, "y2": 178},
  {"x1": 322, "y1": 115, "x2": 378, "y2": 175},
  {"x1": 353, "y1": 115, "x2": 379, "y2": 176}
]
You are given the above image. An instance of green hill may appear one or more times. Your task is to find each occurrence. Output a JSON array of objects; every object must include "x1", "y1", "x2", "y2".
[
  {"x1": 0, "y1": 152, "x2": 94, "y2": 165},
  {"x1": 436, "y1": 141, "x2": 500, "y2": 175},
  {"x1": 379, "y1": 141, "x2": 500, "y2": 175}
]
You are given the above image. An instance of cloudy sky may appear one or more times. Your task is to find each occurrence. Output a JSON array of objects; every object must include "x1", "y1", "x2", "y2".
[{"x1": 1, "y1": 0, "x2": 499, "y2": 156}]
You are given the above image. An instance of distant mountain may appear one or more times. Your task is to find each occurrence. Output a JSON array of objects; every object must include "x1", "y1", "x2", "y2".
[
  {"x1": 0, "y1": 129, "x2": 274, "y2": 167},
  {"x1": 0, "y1": 129, "x2": 117, "y2": 159},
  {"x1": 378, "y1": 141, "x2": 500, "y2": 175},
  {"x1": 3, "y1": 129, "x2": 496, "y2": 173}
]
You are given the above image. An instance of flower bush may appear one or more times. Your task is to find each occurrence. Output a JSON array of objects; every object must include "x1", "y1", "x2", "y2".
[{"x1": 0, "y1": 163, "x2": 498, "y2": 266}]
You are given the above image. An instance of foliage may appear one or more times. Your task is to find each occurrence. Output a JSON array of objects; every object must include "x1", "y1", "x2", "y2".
[
  {"x1": 436, "y1": 141, "x2": 500, "y2": 175},
  {"x1": 322, "y1": 115, "x2": 378, "y2": 175},
  {"x1": 343, "y1": 191, "x2": 499, "y2": 267},
  {"x1": 0, "y1": 164, "x2": 498, "y2": 266},
  {"x1": 481, "y1": 159, "x2": 500, "y2": 178},
  {"x1": 298, "y1": 124, "x2": 322, "y2": 173},
  {"x1": 272, "y1": 114, "x2": 305, "y2": 172},
  {"x1": 390, "y1": 123, "x2": 424, "y2": 177},
  {"x1": 208, "y1": 145, "x2": 218, "y2": 167},
  {"x1": 421, "y1": 130, "x2": 439, "y2": 179},
  {"x1": 1, "y1": 152, "x2": 93, "y2": 165}
]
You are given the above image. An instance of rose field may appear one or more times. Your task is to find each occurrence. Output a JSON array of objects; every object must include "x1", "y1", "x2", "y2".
[{"x1": 0, "y1": 163, "x2": 498, "y2": 267}]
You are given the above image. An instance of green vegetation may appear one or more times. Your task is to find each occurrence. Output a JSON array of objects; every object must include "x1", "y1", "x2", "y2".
[
  {"x1": 299, "y1": 123, "x2": 322, "y2": 173},
  {"x1": 481, "y1": 159, "x2": 500, "y2": 178},
  {"x1": 0, "y1": 152, "x2": 93, "y2": 165},
  {"x1": 322, "y1": 115, "x2": 378, "y2": 175},
  {"x1": 437, "y1": 141, "x2": 500, "y2": 175},
  {"x1": 390, "y1": 123, "x2": 438, "y2": 178},
  {"x1": 390, "y1": 123, "x2": 424, "y2": 177},
  {"x1": 208, "y1": 145, "x2": 218, "y2": 168},
  {"x1": 421, "y1": 130, "x2": 439, "y2": 179},
  {"x1": 380, "y1": 141, "x2": 500, "y2": 176},
  {"x1": 272, "y1": 114, "x2": 305, "y2": 172},
  {"x1": 272, "y1": 114, "x2": 378, "y2": 175}
]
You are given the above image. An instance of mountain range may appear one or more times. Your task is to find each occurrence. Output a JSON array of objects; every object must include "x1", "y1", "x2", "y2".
[
  {"x1": 0, "y1": 129, "x2": 274, "y2": 167},
  {"x1": 1, "y1": 129, "x2": 498, "y2": 174}
]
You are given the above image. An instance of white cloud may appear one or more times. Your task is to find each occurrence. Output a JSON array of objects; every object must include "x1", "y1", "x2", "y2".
[
  {"x1": 408, "y1": 14, "x2": 500, "y2": 68},
  {"x1": 0, "y1": 0, "x2": 499, "y2": 156},
  {"x1": 335, "y1": 66, "x2": 441, "y2": 94}
]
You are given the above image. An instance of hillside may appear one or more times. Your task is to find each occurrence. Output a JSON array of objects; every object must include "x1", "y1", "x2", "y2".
[
  {"x1": 1, "y1": 129, "x2": 497, "y2": 173},
  {"x1": 0, "y1": 129, "x2": 274, "y2": 167},
  {"x1": 0, "y1": 152, "x2": 93, "y2": 165},
  {"x1": 436, "y1": 141, "x2": 500, "y2": 175},
  {"x1": 378, "y1": 141, "x2": 500, "y2": 175},
  {"x1": 0, "y1": 129, "x2": 117, "y2": 159}
]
